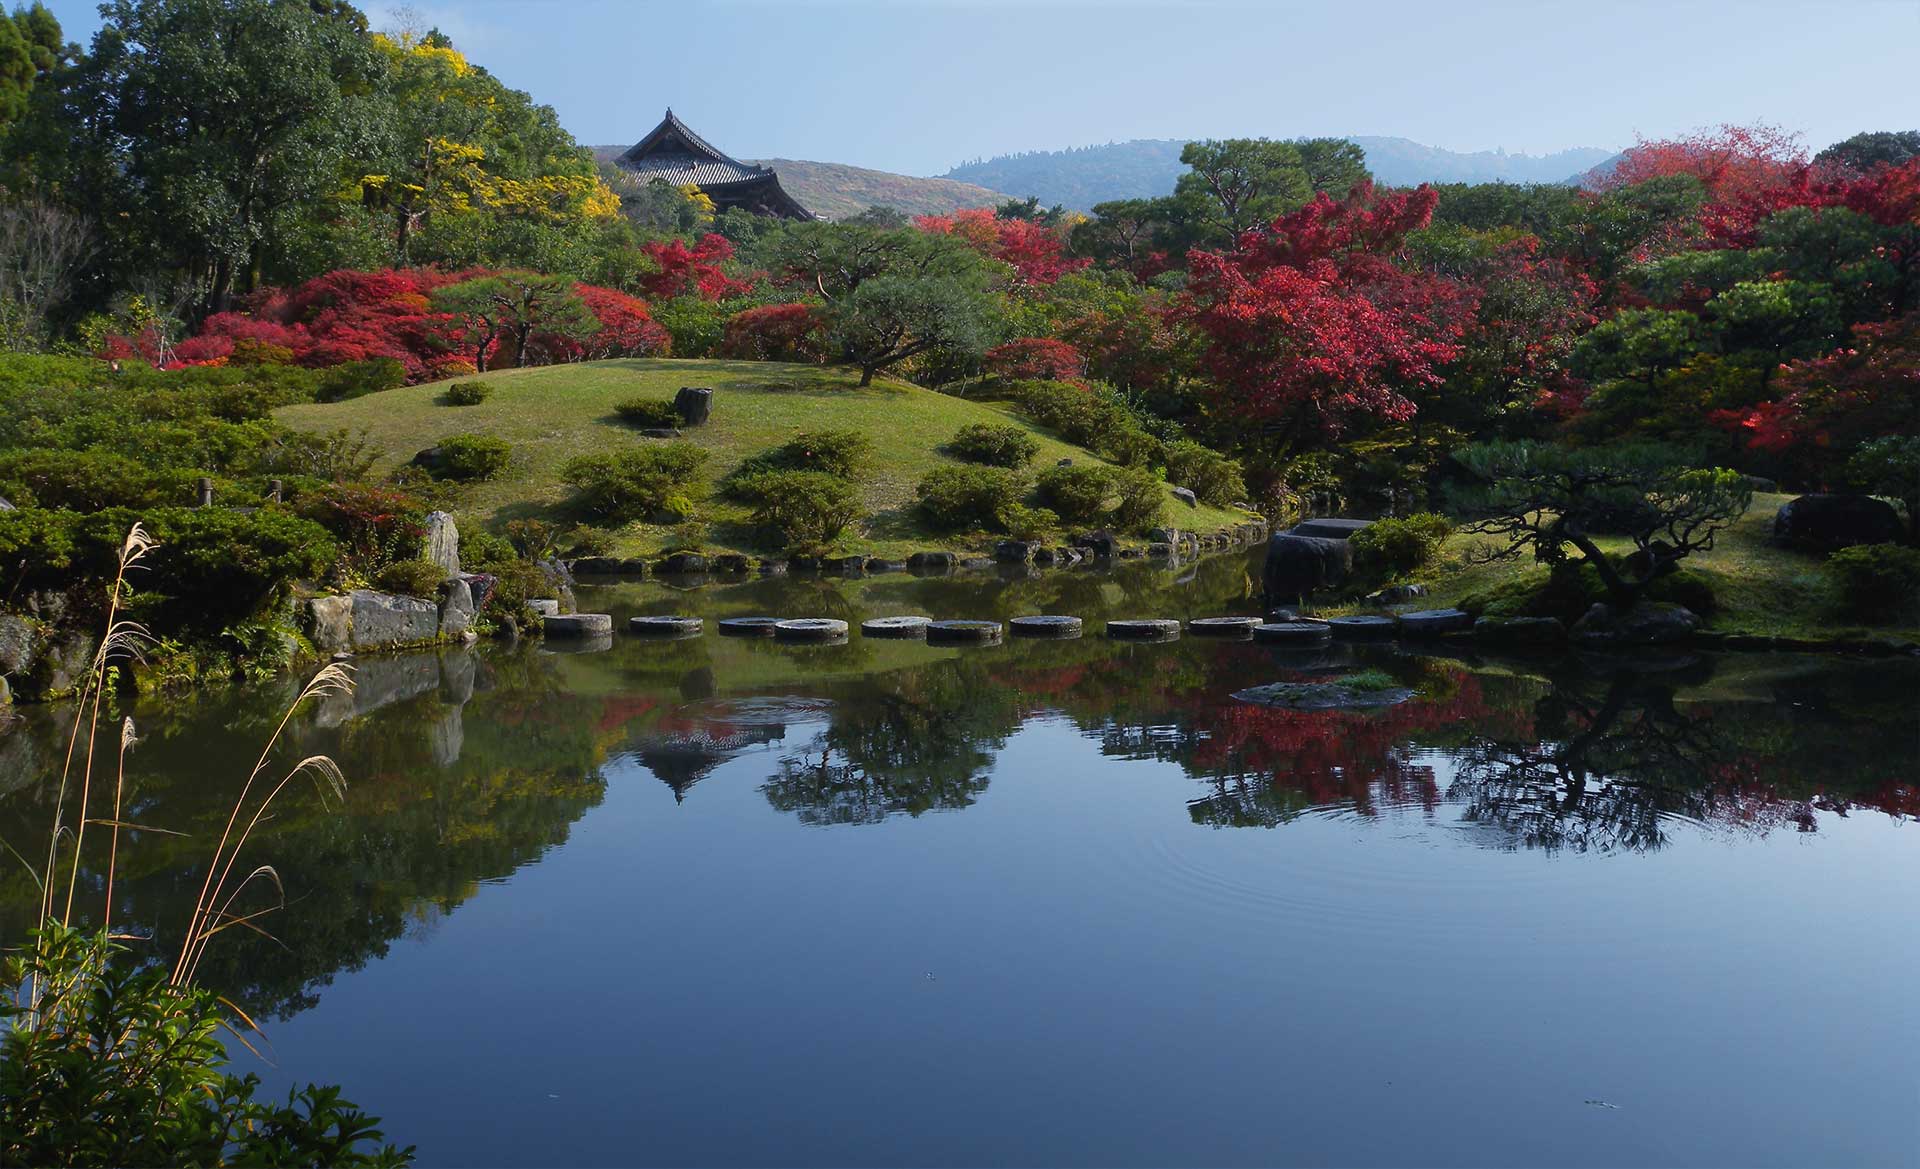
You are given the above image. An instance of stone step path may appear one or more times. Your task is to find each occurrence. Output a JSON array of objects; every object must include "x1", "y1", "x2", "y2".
[
  {"x1": 1395, "y1": 608, "x2": 1473, "y2": 637},
  {"x1": 1188, "y1": 616, "x2": 1262, "y2": 637},
  {"x1": 773, "y1": 618, "x2": 849, "y2": 642},
  {"x1": 1327, "y1": 615, "x2": 1396, "y2": 640},
  {"x1": 544, "y1": 613, "x2": 612, "y2": 637},
  {"x1": 1010, "y1": 615, "x2": 1083, "y2": 638},
  {"x1": 1106, "y1": 619, "x2": 1181, "y2": 641},
  {"x1": 1253, "y1": 620, "x2": 1332, "y2": 645},
  {"x1": 717, "y1": 616, "x2": 780, "y2": 637},
  {"x1": 629, "y1": 616, "x2": 703, "y2": 637},
  {"x1": 861, "y1": 615, "x2": 933, "y2": 638},
  {"x1": 926, "y1": 620, "x2": 1003, "y2": 645}
]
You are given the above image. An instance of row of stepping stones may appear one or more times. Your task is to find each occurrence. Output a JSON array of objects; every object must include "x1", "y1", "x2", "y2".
[{"x1": 539, "y1": 609, "x2": 1471, "y2": 646}]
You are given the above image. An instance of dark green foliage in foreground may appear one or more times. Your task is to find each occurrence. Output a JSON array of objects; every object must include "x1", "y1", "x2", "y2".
[
  {"x1": 1, "y1": 925, "x2": 413, "y2": 1167},
  {"x1": 426, "y1": 434, "x2": 511, "y2": 482},
  {"x1": 444, "y1": 381, "x2": 491, "y2": 406},
  {"x1": 1351, "y1": 513, "x2": 1453, "y2": 578},
  {"x1": 916, "y1": 465, "x2": 1026, "y2": 533},
  {"x1": 315, "y1": 359, "x2": 408, "y2": 403},
  {"x1": 1162, "y1": 439, "x2": 1246, "y2": 506},
  {"x1": 946, "y1": 422, "x2": 1039, "y2": 468},
  {"x1": 727, "y1": 429, "x2": 874, "y2": 488},
  {"x1": 1035, "y1": 463, "x2": 1163, "y2": 532},
  {"x1": 1825, "y1": 544, "x2": 1920, "y2": 621},
  {"x1": 731, "y1": 469, "x2": 865, "y2": 551},
  {"x1": 372, "y1": 559, "x2": 448, "y2": 598},
  {"x1": 560, "y1": 442, "x2": 707, "y2": 522}
]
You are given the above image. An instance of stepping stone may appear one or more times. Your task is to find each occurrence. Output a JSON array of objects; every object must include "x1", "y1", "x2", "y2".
[
  {"x1": 1010, "y1": 615, "x2": 1083, "y2": 638},
  {"x1": 1327, "y1": 615, "x2": 1396, "y2": 641},
  {"x1": 1188, "y1": 616, "x2": 1262, "y2": 636},
  {"x1": 717, "y1": 616, "x2": 781, "y2": 638},
  {"x1": 1253, "y1": 620, "x2": 1331, "y2": 645},
  {"x1": 541, "y1": 633, "x2": 613, "y2": 654},
  {"x1": 773, "y1": 618, "x2": 849, "y2": 642},
  {"x1": 926, "y1": 619, "x2": 1003, "y2": 645},
  {"x1": 628, "y1": 615, "x2": 703, "y2": 637},
  {"x1": 1396, "y1": 608, "x2": 1473, "y2": 637},
  {"x1": 861, "y1": 615, "x2": 933, "y2": 638},
  {"x1": 544, "y1": 613, "x2": 612, "y2": 638},
  {"x1": 1106, "y1": 619, "x2": 1181, "y2": 641}
]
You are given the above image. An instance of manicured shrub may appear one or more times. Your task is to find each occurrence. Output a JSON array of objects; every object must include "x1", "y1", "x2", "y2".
[
  {"x1": 294, "y1": 483, "x2": 428, "y2": 572},
  {"x1": 916, "y1": 465, "x2": 1025, "y2": 532},
  {"x1": 314, "y1": 358, "x2": 407, "y2": 403},
  {"x1": 613, "y1": 397, "x2": 682, "y2": 428},
  {"x1": 371, "y1": 559, "x2": 447, "y2": 598},
  {"x1": 1163, "y1": 440, "x2": 1247, "y2": 506},
  {"x1": 1826, "y1": 543, "x2": 1920, "y2": 621},
  {"x1": 1034, "y1": 464, "x2": 1164, "y2": 531},
  {"x1": 427, "y1": 434, "x2": 511, "y2": 482},
  {"x1": 1016, "y1": 380, "x2": 1114, "y2": 447},
  {"x1": 99, "y1": 507, "x2": 339, "y2": 630},
  {"x1": 1351, "y1": 513, "x2": 1453, "y2": 577},
  {"x1": 1099, "y1": 426, "x2": 1163, "y2": 469},
  {"x1": 728, "y1": 429, "x2": 872, "y2": 488},
  {"x1": 947, "y1": 422, "x2": 1039, "y2": 468},
  {"x1": 732, "y1": 470, "x2": 865, "y2": 550},
  {"x1": 0, "y1": 449, "x2": 206, "y2": 512},
  {"x1": 998, "y1": 503, "x2": 1059, "y2": 541},
  {"x1": 445, "y1": 381, "x2": 490, "y2": 406},
  {"x1": 0, "y1": 507, "x2": 79, "y2": 595},
  {"x1": 560, "y1": 443, "x2": 708, "y2": 522}
]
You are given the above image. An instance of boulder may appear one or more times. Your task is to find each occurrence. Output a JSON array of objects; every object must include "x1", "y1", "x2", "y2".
[
  {"x1": 823, "y1": 555, "x2": 866, "y2": 575},
  {"x1": 1773, "y1": 494, "x2": 1903, "y2": 553},
  {"x1": 527, "y1": 599, "x2": 562, "y2": 618},
  {"x1": 0, "y1": 614, "x2": 44, "y2": 676},
  {"x1": 673, "y1": 386, "x2": 713, "y2": 426},
  {"x1": 29, "y1": 630, "x2": 97, "y2": 697},
  {"x1": 306, "y1": 595, "x2": 353, "y2": 654},
  {"x1": 994, "y1": 540, "x2": 1033, "y2": 563},
  {"x1": 1074, "y1": 529, "x2": 1119, "y2": 559},
  {"x1": 711, "y1": 554, "x2": 751, "y2": 574},
  {"x1": 458, "y1": 572, "x2": 497, "y2": 613},
  {"x1": 424, "y1": 511, "x2": 460, "y2": 577},
  {"x1": 1290, "y1": 518, "x2": 1374, "y2": 541},
  {"x1": 1263, "y1": 532, "x2": 1354, "y2": 604},
  {"x1": 907, "y1": 551, "x2": 957, "y2": 571},
  {"x1": 960, "y1": 556, "x2": 994, "y2": 569},
  {"x1": 571, "y1": 556, "x2": 623, "y2": 576},
  {"x1": 1571, "y1": 602, "x2": 1701, "y2": 645},
  {"x1": 657, "y1": 552, "x2": 709, "y2": 575},
  {"x1": 349, "y1": 590, "x2": 440, "y2": 650},
  {"x1": 437, "y1": 577, "x2": 476, "y2": 640},
  {"x1": 1032, "y1": 547, "x2": 1059, "y2": 566},
  {"x1": 1170, "y1": 486, "x2": 1199, "y2": 508},
  {"x1": 1147, "y1": 542, "x2": 1173, "y2": 558}
]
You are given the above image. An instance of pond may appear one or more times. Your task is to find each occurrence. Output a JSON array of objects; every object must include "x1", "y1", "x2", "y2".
[{"x1": 3, "y1": 552, "x2": 1915, "y2": 1167}]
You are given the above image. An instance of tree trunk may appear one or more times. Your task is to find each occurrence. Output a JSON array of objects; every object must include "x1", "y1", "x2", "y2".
[
  {"x1": 1568, "y1": 529, "x2": 1638, "y2": 608},
  {"x1": 858, "y1": 365, "x2": 876, "y2": 387}
]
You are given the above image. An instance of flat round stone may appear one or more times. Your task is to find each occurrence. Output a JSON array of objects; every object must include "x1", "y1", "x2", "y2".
[
  {"x1": 926, "y1": 619, "x2": 1004, "y2": 644},
  {"x1": 544, "y1": 613, "x2": 613, "y2": 638},
  {"x1": 540, "y1": 633, "x2": 614, "y2": 654},
  {"x1": 1010, "y1": 615, "x2": 1083, "y2": 638},
  {"x1": 1327, "y1": 615, "x2": 1397, "y2": 640},
  {"x1": 1187, "y1": 616, "x2": 1262, "y2": 636},
  {"x1": 1253, "y1": 620, "x2": 1332, "y2": 644},
  {"x1": 1106, "y1": 619, "x2": 1181, "y2": 640},
  {"x1": 717, "y1": 616, "x2": 781, "y2": 638},
  {"x1": 628, "y1": 615, "x2": 703, "y2": 637},
  {"x1": 861, "y1": 615, "x2": 933, "y2": 638},
  {"x1": 773, "y1": 618, "x2": 850, "y2": 641},
  {"x1": 1396, "y1": 608, "x2": 1473, "y2": 636}
]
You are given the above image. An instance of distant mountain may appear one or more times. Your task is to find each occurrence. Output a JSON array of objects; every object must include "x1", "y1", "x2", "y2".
[
  {"x1": 590, "y1": 146, "x2": 1008, "y2": 220},
  {"x1": 943, "y1": 138, "x2": 1620, "y2": 209}
]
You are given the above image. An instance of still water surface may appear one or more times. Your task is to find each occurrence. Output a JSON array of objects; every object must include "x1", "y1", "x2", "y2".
[{"x1": 3, "y1": 553, "x2": 1915, "y2": 1166}]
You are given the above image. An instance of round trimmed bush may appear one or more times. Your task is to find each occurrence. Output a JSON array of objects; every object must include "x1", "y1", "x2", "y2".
[
  {"x1": 1035, "y1": 464, "x2": 1164, "y2": 532},
  {"x1": 428, "y1": 434, "x2": 512, "y2": 482},
  {"x1": 947, "y1": 423, "x2": 1039, "y2": 468},
  {"x1": 732, "y1": 469, "x2": 865, "y2": 550},
  {"x1": 916, "y1": 465, "x2": 1025, "y2": 532},
  {"x1": 1825, "y1": 543, "x2": 1920, "y2": 621},
  {"x1": 372, "y1": 558, "x2": 447, "y2": 598},
  {"x1": 560, "y1": 442, "x2": 709, "y2": 523},
  {"x1": 445, "y1": 381, "x2": 490, "y2": 406},
  {"x1": 1351, "y1": 513, "x2": 1453, "y2": 577},
  {"x1": 1163, "y1": 440, "x2": 1247, "y2": 506},
  {"x1": 614, "y1": 397, "x2": 682, "y2": 428}
]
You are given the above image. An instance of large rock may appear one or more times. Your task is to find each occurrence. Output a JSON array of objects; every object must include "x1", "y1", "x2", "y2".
[
  {"x1": 1074, "y1": 529, "x2": 1119, "y2": 559},
  {"x1": 1773, "y1": 494, "x2": 1903, "y2": 553},
  {"x1": 307, "y1": 595, "x2": 352, "y2": 654},
  {"x1": 1263, "y1": 532, "x2": 1354, "y2": 604},
  {"x1": 673, "y1": 386, "x2": 713, "y2": 426},
  {"x1": 1290, "y1": 518, "x2": 1374, "y2": 540},
  {"x1": 458, "y1": 572, "x2": 496, "y2": 613},
  {"x1": 349, "y1": 589, "x2": 441, "y2": 650},
  {"x1": 437, "y1": 578, "x2": 476, "y2": 640},
  {"x1": 1170, "y1": 486, "x2": 1199, "y2": 508},
  {"x1": 1571, "y1": 602, "x2": 1701, "y2": 645},
  {"x1": 0, "y1": 614, "x2": 44, "y2": 676},
  {"x1": 424, "y1": 511, "x2": 460, "y2": 576},
  {"x1": 30, "y1": 630, "x2": 96, "y2": 697}
]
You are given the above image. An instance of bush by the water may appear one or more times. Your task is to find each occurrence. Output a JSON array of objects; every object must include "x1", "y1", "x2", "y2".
[
  {"x1": 561, "y1": 443, "x2": 708, "y2": 522},
  {"x1": 916, "y1": 465, "x2": 1025, "y2": 532},
  {"x1": 732, "y1": 469, "x2": 865, "y2": 550},
  {"x1": 426, "y1": 434, "x2": 511, "y2": 482},
  {"x1": 444, "y1": 381, "x2": 490, "y2": 406},
  {"x1": 1163, "y1": 440, "x2": 1247, "y2": 507},
  {"x1": 1351, "y1": 513, "x2": 1453, "y2": 577},
  {"x1": 946, "y1": 422, "x2": 1039, "y2": 468},
  {"x1": 613, "y1": 397, "x2": 681, "y2": 428},
  {"x1": 1035, "y1": 464, "x2": 1163, "y2": 531},
  {"x1": 1825, "y1": 544, "x2": 1920, "y2": 621},
  {"x1": 371, "y1": 559, "x2": 447, "y2": 598},
  {"x1": 729, "y1": 429, "x2": 872, "y2": 484}
]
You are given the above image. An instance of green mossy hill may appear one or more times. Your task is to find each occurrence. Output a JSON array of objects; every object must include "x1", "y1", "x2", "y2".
[{"x1": 276, "y1": 359, "x2": 1249, "y2": 558}]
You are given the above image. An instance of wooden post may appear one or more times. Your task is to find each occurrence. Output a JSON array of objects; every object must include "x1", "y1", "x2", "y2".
[
  {"x1": 196, "y1": 477, "x2": 213, "y2": 508},
  {"x1": 268, "y1": 479, "x2": 283, "y2": 503}
]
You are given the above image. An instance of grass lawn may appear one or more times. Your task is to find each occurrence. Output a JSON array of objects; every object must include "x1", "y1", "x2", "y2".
[
  {"x1": 276, "y1": 359, "x2": 1252, "y2": 559},
  {"x1": 1399, "y1": 492, "x2": 1920, "y2": 642}
]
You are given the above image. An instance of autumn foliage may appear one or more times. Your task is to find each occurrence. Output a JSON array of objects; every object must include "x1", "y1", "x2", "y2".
[
  {"x1": 983, "y1": 337, "x2": 1085, "y2": 382},
  {"x1": 719, "y1": 303, "x2": 830, "y2": 363},
  {"x1": 636, "y1": 233, "x2": 755, "y2": 301},
  {"x1": 914, "y1": 207, "x2": 1089, "y2": 286}
]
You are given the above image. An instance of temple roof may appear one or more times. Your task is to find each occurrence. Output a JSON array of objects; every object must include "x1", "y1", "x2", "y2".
[{"x1": 617, "y1": 108, "x2": 775, "y2": 189}]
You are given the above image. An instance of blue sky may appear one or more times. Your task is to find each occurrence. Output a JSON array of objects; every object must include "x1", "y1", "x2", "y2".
[{"x1": 42, "y1": 0, "x2": 1920, "y2": 175}]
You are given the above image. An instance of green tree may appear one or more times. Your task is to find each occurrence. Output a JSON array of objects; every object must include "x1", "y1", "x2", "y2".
[
  {"x1": 67, "y1": 0, "x2": 390, "y2": 315},
  {"x1": 1175, "y1": 137, "x2": 1312, "y2": 236},
  {"x1": 829, "y1": 269, "x2": 1000, "y2": 386},
  {"x1": 1846, "y1": 435, "x2": 1920, "y2": 543},
  {"x1": 1292, "y1": 137, "x2": 1371, "y2": 196},
  {"x1": 1452, "y1": 441, "x2": 1752, "y2": 609},
  {"x1": 1814, "y1": 130, "x2": 1920, "y2": 174},
  {"x1": 431, "y1": 271, "x2": 599, "y2": 371}
]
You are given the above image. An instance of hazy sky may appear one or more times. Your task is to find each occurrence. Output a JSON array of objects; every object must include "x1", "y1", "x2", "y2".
[{"x1": 43, "y1": 0, "x2": 1920, "y2": 175}]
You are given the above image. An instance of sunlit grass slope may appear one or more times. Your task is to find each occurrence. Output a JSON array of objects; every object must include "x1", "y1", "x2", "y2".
[{"x1": 276, "y1": 359, "x2": 1250, "y2": 558}]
